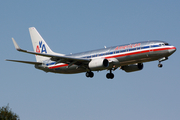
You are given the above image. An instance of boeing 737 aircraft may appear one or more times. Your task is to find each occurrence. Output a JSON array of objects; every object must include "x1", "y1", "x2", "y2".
[{"x1": 6, "y1": 27, "x2": 176, "y2": 79}]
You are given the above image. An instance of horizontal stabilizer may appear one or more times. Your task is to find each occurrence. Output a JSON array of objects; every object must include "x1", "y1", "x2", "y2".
[{"x1": 6, "y1": 59, "x2": 42, "y2": 65}]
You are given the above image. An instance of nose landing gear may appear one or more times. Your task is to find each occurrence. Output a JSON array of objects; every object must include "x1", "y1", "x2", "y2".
[{"x1": 158, "y1": 57, "x2": 168, "y2": 68}]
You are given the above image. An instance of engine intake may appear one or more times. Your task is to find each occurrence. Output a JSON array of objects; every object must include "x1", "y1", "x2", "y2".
[
  {"x1": 88, "y1": 58, "x2": 109, "y2": 70},
  {"x1": 122, "y1": 63, "x2": 143, "y2": 72}
]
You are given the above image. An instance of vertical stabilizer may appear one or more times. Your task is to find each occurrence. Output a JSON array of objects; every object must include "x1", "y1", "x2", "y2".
[{"x1": 29, "y1": 27, "x2": 56, "y2": 62}]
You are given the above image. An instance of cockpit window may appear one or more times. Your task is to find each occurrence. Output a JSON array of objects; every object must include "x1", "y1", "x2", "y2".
[{"x1": 159, "y1": 43, "x2": 169, "y2": 46}]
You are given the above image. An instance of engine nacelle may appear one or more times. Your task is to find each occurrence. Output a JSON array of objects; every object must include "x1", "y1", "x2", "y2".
[
  {"x1": 88, "y1": 58, "x2": 109, "y2": 70},
  {"x1": 122, "y1": 63, "x2": 143, "y2": 72}
]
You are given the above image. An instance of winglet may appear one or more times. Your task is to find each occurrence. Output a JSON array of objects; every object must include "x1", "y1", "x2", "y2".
[{"x1": 12, "y1": 38, "x2": 20, "y2": 50}]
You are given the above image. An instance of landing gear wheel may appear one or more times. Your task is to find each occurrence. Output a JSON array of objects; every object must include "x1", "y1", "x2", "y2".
[
  {"x1": 106, "y1": 73, "x2": 114, "y2": 79},
  {"x1": 86, "y1": 72, "x2": 90, "y2": 77},
  {"x1": 89, "y1": 72, "x2": 94, "y2": 78},
  {"x1": 86, "y1": 72, "x2": 94, "y2": 78},
  {"x1": 106, "y1": 73, "x2": 110, "y2": 79},
  {"x1": 110, "y1": 73, "x2": 114, "y2": 79},
  {"x1": 158, "y1": 63, "x2": 163, "y2": 68}
]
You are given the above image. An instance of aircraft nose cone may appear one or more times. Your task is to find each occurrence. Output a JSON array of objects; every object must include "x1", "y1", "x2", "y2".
[{"x1": 169, "y1": 46, "x2": 176, "y2": 54}]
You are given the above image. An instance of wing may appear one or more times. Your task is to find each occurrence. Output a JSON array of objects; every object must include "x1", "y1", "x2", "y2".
[{"x1": 12, "y1": 38, "x2": 91, "y2": 66}]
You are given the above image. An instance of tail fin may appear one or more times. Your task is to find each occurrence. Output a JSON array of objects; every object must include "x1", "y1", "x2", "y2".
[{"x1": 29, "y1": 27, "x2": 62, "y2": 62}]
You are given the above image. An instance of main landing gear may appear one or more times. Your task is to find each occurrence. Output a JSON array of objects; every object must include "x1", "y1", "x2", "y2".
[
  {"x1": 85, "y1": 68, "x2": 115, "y2": 79},
  {"x1": 106, "y1": 69, "x2": 114, "y2": 79},
  {"x1": 158, "y1": 57, "x2": 168, "y2": 68},
  {"x1": 86, "y1": 71, "x2": 94, "y2": 78},
  {"x1": 85, "y1": 70, "x2": 115, "y2": 79}
]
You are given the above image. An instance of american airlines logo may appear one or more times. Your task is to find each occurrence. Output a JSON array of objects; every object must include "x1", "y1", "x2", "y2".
[
  {"x1": 36, "y1": 41, "x2": 47, "y2": 53},
  {"x1": 115, "y1": 43, "x2": 141, "y2": 50}
]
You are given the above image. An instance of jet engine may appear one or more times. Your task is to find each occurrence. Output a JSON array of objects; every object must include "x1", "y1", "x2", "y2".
[
  {"x1": 88, "y1": 58, "x2": 109, "y2": 70},
  {"x1": 122, "y1": 63, "x2": 143, "y2": 72}
]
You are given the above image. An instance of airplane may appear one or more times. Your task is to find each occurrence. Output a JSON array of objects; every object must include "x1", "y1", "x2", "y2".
[{"x1": 6, "y1": 27, "x2": 176, "y2": 79}]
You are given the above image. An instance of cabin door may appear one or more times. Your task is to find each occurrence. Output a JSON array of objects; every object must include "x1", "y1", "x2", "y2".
[{"x1": 149, "y1": 42, "x2": 154, "y2": 57}]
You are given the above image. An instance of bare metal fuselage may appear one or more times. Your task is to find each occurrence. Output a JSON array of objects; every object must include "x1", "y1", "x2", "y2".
[{"x1": 36, "y1": 40, "x2": 176, "y2": 74}]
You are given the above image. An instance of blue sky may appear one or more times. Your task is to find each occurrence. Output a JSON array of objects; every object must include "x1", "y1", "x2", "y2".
[{"x1": 0, "y1": 0, "x2": 180, "y2": 120}]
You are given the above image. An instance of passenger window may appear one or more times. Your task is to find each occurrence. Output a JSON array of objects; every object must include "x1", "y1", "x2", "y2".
[{"x1": 122, "y1": 50, "x2": 126, "y2": 52}]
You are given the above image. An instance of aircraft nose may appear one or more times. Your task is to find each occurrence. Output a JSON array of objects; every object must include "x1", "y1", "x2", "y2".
[{"x1": 169, "y1": 46, "x2": 176, "y2": 54}]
